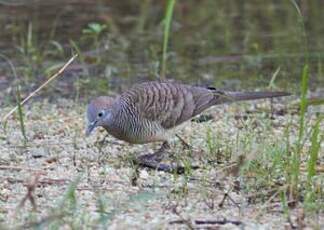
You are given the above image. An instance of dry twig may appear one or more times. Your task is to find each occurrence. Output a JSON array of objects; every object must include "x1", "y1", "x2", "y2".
[
  {"x1": 17, "y1": 173, "x2": 41, "y2": 211},
  {"x1": 0, "y1": 165, "x2": 44, "y2": 172},
  {"x1": 1, "y1": 54, "x2": 78, "y2": 123}
]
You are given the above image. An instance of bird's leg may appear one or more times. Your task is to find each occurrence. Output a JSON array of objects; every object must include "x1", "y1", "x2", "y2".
[
  {"x1": 135, "y1": 141, "x2": 199, "y2": 174},
  {"x1": 175, "y1": 134, "x2": 192, "y2": 150},
  {"x1": 137, "y1": 141, "x2": 170, "y2": 163},
  {"x1": 131, "y1": 142, "x2": 170, "y2": 185}
]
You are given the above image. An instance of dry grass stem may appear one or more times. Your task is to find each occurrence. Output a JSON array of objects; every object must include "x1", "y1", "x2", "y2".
[{"x1": 1, "y1": 54, "x2": 78, "y2": 123}]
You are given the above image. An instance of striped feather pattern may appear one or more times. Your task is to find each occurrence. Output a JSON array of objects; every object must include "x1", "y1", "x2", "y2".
[{"x1": 87, "y1": 81, "x2": 290, "y2": 144}]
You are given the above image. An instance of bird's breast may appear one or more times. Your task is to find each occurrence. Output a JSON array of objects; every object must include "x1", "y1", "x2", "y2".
[{"x1": 106, "y1": 118, "x2": 168, "y2": 144}]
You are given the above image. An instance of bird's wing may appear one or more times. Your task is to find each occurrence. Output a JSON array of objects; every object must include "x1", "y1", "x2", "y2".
[
  {"x1": 120, "y1": 81, "x2": 218, "y2": 129},
  {"x1": 119, "y1": 81, "x2": 289, "y2": 130}
]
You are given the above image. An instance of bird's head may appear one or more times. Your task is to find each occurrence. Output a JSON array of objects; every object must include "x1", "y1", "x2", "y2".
[{"x1": 85, "y1": 96, "x2": 115, "y2": 136}]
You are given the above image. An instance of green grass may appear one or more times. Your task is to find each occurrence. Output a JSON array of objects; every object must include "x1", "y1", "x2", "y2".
[
  {"x1": 15, "y1": 85, "x2": 27, "y2": 146},
  {"x1": 1, "y1": 1, "x2": 323, "y2": 94},
  {"x1": 304, "y1": 117, "x2": 323, "y2": 211},
  {"x1": 160, "y1": 0, "x2": 176, "y2": 79},
  {"x1": 307, "y1": 119, "x2": 322, "y2": 182},
  {"x1": 290, "y1": 64, "x2": 309, "y2": 197},
  {"x1": 290, "y1": 0, "x2": 309, "y2": 62}
]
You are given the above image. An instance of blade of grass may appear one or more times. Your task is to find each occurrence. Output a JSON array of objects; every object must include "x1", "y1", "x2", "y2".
[
  {"x1": 298, "y1": 65, "x2": 309, "y2": 142},
  {"x1": 268, "y1": 66, "x2": 281, "y2": 89},
  {"x1": 289, "y1": 0, "x2": 309, "y2": 62},
  {"x1": 280, "y1": 191, "x2": 290, "y2": 222},
  {"x1": 160, "y1": 0, "x2": 176, "y2": 79},
  {"x1": 16, "y1": 85, "x2": 27, "y2": 146},
  {"x1": 136, "y1": 0, "x2": 150, "y2": 33},
  {"x1": 59, "y1": 175, "x2": 81, "y2": 209},
  {"x1": 0, "y1": 53, "x2": 18, "y2": 133},
  {"x1": 307, "y1": 118, "x2": 322, "y2": 182},
  {"x1": 27, "y1": 22, "x2": 33, "y2": 56},
  {"x1": 292, "y1": 64, "x2": 309, "y2": 196},
  {"x1": 304, "y1": 117, "x2": 322, "y2": 209}
]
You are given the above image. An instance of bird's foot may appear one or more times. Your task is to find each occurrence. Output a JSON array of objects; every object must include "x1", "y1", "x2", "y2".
[
  {"x1": 176, "y1": 134, "x2": 192, "y2": 150},
  {"x1": 137, "y1": 161, "x2": 198, "y2": 174},
  {"x1": 136, "y1": 141, "x2": 170, "y2": 163},
  {"x1": 135, "y1": 141, "x2": 199, "y2": 174}
]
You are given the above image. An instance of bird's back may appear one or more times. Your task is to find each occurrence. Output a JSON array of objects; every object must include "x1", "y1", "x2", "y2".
[{"x1": 119, "y1": 81, "x2": 217, "y2": 130}]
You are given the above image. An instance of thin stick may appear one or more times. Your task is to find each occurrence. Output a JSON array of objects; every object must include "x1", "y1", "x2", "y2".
[
  {"x1": 1, "y1": 54, "x2": 78, "y2": 123},
  {"x1": 0, "y1": 165, "x2": 45, "y2": 171}
]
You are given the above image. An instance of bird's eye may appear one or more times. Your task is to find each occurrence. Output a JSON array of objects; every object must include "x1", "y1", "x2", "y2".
[{"x1": 98, "y1": 111, "x2": 104, "y2": 118}]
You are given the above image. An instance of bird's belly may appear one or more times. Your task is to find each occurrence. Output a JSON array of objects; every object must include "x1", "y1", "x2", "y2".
[
  {"x1": 127, "y1": 128, "x2": 168, "y2": 144},
  {"x1": 127, "y1": 134, "x2": 167, "y2": 144},
  {"x1": 107, "y1": 122, "x2": 168, "y2": 144}
]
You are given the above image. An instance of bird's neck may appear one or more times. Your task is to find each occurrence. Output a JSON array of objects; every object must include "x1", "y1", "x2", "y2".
[{"x1": 103, "y1": 99, "x2": 136, "y2": 141}]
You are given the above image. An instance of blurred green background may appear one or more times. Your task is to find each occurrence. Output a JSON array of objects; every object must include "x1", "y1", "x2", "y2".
[{"x1": 0, "y1": 0, "x2": 323, "y2": 101}]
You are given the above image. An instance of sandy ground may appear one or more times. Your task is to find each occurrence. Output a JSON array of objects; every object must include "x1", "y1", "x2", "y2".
[{"x1": 0, "y1": 98, "x2": 323, "y2": 229}]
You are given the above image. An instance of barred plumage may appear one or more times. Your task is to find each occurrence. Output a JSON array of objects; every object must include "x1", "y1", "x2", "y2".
[{"x1": 86, "y1": 81, "x2": 290, "y2": 144}]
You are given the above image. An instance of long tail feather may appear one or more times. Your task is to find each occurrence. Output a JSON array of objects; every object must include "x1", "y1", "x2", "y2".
[
  {"x1": 211, "y1": 90, "x2": 291, "y2": 104},
  {"x1": 227, "y1": 91, "x2": 291, "y2": 101}
]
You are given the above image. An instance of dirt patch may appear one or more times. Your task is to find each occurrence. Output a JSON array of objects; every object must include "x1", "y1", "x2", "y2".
[{"x1": 0, "y1": 98, "x2": 323, "y2": 229}]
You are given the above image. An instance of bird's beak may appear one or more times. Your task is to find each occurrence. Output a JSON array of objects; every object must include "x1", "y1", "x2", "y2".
[{"x1": 86, "y1": 121, "x2": 97, "y2": 136}]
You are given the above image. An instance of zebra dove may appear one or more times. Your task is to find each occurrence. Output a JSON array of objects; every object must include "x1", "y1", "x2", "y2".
[{"x1": 86, "y1": 81, "x2": 290, "y2": 144}]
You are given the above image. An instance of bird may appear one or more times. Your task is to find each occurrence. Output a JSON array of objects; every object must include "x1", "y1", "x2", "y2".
[{"x1": 85, "y1": 80, "x2": 290, "y2": 170}]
